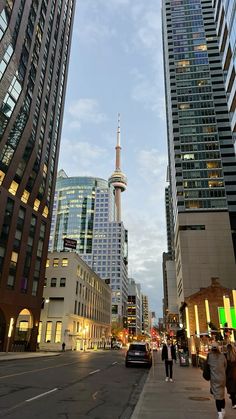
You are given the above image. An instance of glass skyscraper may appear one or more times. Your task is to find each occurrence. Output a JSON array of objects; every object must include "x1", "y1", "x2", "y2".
[
  {"x1": 213, "y1": 0, "x2": 236, "y2": 133},
  {"x1": 162, "y1": 0, "x2": 236, "y2": 305},
  {"x1": 49, "y1": 171, "x2": 128, "y2": 323},
  {"x1": 0, "y1": 1, "x2": 75, "y2": 351}
]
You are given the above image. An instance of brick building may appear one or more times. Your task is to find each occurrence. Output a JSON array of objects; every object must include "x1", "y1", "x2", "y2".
[{"x1": 182, "y1": 278, "x2": 235, "y2": 338}]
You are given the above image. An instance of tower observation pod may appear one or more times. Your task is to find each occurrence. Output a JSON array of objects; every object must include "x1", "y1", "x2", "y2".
[{"x1": 108, "y1": 114, "x2": 127, "y2": 222}]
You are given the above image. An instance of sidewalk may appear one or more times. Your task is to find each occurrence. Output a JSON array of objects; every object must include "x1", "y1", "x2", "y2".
[
  {"x1": 131, "y1": 351, "x2": 236, "y2": 419},
  {"x1": 0, "y1": 351, "x2": 60, "y2": 361}
]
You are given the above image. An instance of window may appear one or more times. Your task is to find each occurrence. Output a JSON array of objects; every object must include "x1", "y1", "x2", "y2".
[
  {"x1": 51, "y1": 278, "x2": 57, "y2": 287},
  {"x1": 33, "y1": 198, "x2": 40, "y2": 211},
  {"x1": 19, "y1": 321, "x2": 28, "y2": 331},
  {"x1": 55, "y1": 322, "x2": 62, "y2": 343},
  {"x1": 7, "y1": 274, "x2": 15, "y2": 289},
  {"x1": 60, "y1": 278, "x2": 66, "y2": 287},
  {"x1": 45, "y1": 322, "x2": 52, "y2": 342},
  {"x1": 46, "y1": 259, "x2": 49, "y2": 267},
  {"x1": 61, "y1": 258, "x2": 68, "y2": 267},
  {"x1": 37, "y1": 322, "x2": 42, "y2": 343},
  {"x1": 21, "y1": 189, "x2": 30, "y2": 203},
  {"x1": 8, "y1": 180, "x2": 19, "y2": 195},
  {"x1": 53, "y1": 258, "x2": 59, "y2": 267},
  {"x1": 44, "y1": 278, "x2": 47, "y2": 287}
]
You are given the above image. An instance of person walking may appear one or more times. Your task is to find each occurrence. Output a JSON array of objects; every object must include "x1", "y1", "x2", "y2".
[
  {"x1": 62, "y1": 342, "x2": 66, "y2": 351},
  {"x1": 225, "y1": 343, "x2": 236, "y2": 409},
  {"x1": 207, "y1": 342, "x2": 227, "y2": 419},
  {"x1": 161, "y1": 339, "x2": 176, "y2": 382}
]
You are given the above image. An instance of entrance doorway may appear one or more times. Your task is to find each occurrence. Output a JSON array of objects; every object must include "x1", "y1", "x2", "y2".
[{"x1": 13, "y1": 309, "x2": 33, "y2": 351}]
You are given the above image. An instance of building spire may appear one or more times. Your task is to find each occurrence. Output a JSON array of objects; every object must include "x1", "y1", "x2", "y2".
[{"x1": 108, "y1": 114, "x2": 127, "y2": 222}]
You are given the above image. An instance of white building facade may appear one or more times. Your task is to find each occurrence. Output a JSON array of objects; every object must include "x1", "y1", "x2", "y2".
[{"x1": 39, "y1": 252, "x2": 111, "y2": 351}]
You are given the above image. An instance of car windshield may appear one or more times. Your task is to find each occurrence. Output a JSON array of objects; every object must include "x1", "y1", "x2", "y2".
[{"x1": 129, "y1": 344, "x2": 146, "y2": 351}]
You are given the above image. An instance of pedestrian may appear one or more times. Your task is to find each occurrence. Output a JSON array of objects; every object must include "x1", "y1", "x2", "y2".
[
  {"x1": 62, "y1": 342, "x2": 66, "y2": 351},
  {"x1": 225, "y1": 343, "x2": 236, "y2": 409},
  {"x1": 161, "y1": 338, "x2": 176, "y2": 382},
  {"x1": 207, "y1": 342, "x2": 227, "y2": 419}
]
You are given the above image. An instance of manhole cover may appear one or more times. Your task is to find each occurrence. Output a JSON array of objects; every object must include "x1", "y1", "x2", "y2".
[
  {"x1": 185, "y1": 387, "x2": 202, "y2": 391},
  {"x1": 189, "y1": 397, "x2": 210, "y2": 401}
]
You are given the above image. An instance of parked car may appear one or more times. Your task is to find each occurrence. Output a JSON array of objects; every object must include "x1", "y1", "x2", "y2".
[
  {"x1": 112, "y1": 341, "x2": 122, "y2": 349},
  {"x1": 125, "y1": 342, "x2": 152, "y2": 368}
]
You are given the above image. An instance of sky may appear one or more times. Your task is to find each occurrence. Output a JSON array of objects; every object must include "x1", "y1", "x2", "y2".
[{"x1": 58, "y1": 0, "x2": 168, "y2": 319}]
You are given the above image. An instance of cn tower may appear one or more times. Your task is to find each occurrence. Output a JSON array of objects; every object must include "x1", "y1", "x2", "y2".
[{"x1": 108, "y1": 114, "x2": 127, "y2": 222}]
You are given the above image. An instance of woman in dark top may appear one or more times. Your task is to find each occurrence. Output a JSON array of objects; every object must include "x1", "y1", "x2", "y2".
[{"x1": 226, "y1": 343, "x2": 236, "y2": 409}]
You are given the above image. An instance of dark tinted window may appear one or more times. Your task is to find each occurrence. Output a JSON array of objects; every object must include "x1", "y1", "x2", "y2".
[{"x1": 129, "y1": 344, "x2": 146, "y2": 352}]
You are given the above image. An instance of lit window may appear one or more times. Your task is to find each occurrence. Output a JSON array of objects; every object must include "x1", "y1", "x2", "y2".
[
  {"x1": 62, "y1": 258, "x2": 68, "y2": 267},
  {"x1": 177, "y1": 60, "x2": 190, "y2": 67},
  {"x1": 37, "y1": 322, "x2": 42, "y2": 343},
  {"x1": 8, "y1": 180, "x2": 19, "y2": 195},
  {"x1": 179, "y1": 103, "x2": 190, "y2": 110},
  {"x1": 0, "y1": 170, "x2": 5, "y2": 185},
  {"x1": 42, "y1": 206, "x2": 49, "y2": 218},
  {"x1": 183, "y1": 154, "x2": 194, "y2": 160},
  {"x1": 45, "y1": 322, "x2": 52, "y2": 342},
  {"x1": 46, "y1": 259, "x2": 50, "y2": 267},
  {"x1": 194, "y1": 44, "x2": 207, "y2": 51},
  {"x1": 21, "y1": 189, "x2": 30, "y2": 203},
  {"x1": 207, "y1": 161, "x2": 219, "y2": 169},
  {"x1": 208, "y1": 180, "x2": 223, "y2": 188},
  {"x1": 33, "y1": 199, "x2": 40, "y2": 211},
  {"x1": 53, "y1": 258, "x2": 59, "y2": 267},
  {"x1": 11, "y1": 251, "x2": 18, "y2": 264},
  {"x1": 19, "y1": 321, "x2": 28, "y2": 332},
  {"x1": 55, "y1": 322, "x2": 62, "y2": 343}
]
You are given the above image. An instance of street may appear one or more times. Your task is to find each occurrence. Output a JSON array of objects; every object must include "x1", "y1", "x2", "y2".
[{"x1": 0, "y1": 350, "x2": 149, "y2": 419}]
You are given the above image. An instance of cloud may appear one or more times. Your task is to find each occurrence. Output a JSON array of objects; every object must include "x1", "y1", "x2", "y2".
[
  {"x1": 58, "y1": 138, "x2": 109, "y2": 177},
  {"x1": 66, "y1": 98, "x2": 107, "y2": 129},
  {"x1": 137, "y1": 149, "x2": 167, "y2": 184}
]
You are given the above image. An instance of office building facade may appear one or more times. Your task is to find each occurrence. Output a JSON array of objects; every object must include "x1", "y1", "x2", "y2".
[
  {"x1": 127, "y1": 278, "x2": 142, "y2": 338},
  {"x1": 49, "y1": 172, "x2": 128, "y2": 324},
  {"x1": 162, "y1": 0, "x2": 236, "y2": 306},
  {"x1": 0, "y1": 1, "x2": 75, "y2": 351},
  {"x1": 40, "y1": 252, "x2": 111, "y2": 351},
  {"x1": 213, "y1": 0, "x2": 236, "y2": 133}
]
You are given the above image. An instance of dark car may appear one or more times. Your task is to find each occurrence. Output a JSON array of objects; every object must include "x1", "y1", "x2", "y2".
[{"x1": 125, "y1": 342, "x2": 152, "y2": 368}]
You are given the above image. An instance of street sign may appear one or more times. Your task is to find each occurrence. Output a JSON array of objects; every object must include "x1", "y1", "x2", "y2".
[{"x1": 63, "y1": 238, "x2": 77, "y2": 250}]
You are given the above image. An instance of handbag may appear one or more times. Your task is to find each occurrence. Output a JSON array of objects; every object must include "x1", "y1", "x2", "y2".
[{"x1": 202, "y1": 357, "x2": 211, "y2": 381}]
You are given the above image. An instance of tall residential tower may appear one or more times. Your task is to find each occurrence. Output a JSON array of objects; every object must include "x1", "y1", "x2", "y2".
[
  {"x1": 0, "y1": 1, "x2": 75, "y2": 351},
  {"x1": 162, "y1": 0, "x2": 236, "y2": 306}
]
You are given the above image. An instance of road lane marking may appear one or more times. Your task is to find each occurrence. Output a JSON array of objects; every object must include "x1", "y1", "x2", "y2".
[
  {"x1": 112, "y1": 361, "x2": 118, "y2": 365},
  {"x1": 26, "y1": 388, "x2": 58, "y2": 402},
  {"x1": 0, "y1": 361, "x2": 81, "y2": 380},
  {"x1": 89, "y1": 369, "x2": 100, "y2": 375}
]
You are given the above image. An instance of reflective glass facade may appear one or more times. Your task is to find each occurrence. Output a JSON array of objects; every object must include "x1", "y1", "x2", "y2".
[
  {"x1": 162, "y1": 0, "x2": 236, "y2": 303},
  {"x1": 0, "y1": 1, "x2": 75, "y2": 351},
  {"x1": 213, "y1": 0, "x2": 236, "y2": 132},
  {"x1": 49, "y1": 172, "x2": 128, "y2": 321}
]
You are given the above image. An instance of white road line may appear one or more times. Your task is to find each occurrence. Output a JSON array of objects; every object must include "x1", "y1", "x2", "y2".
[
  {"x1": 89, "y1": 369, "x2": 100, "y2": 375},
  {"x1": 112, "y1": 361, "x2": 118, "y2": 365},
  {"x1": 26, "y1": 388, "x2": 58, "y2": 402}
]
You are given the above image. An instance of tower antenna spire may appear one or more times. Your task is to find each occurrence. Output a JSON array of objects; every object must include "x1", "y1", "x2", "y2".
[{"x1": 108, "y1": 114, "x2": 127, "y2": 222}]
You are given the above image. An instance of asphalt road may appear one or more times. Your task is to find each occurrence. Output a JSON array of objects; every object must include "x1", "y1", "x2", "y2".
[{"x1": 0, "y1": 349, "x2": 149, "y2": 419}]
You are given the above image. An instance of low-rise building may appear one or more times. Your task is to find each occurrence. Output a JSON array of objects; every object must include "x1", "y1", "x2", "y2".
[{"x1": 39, "y1": 252, "x2": 111, "y2": 351}]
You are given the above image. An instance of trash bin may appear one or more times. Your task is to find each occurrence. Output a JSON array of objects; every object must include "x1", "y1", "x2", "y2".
[{"x1": 179, "y1": 351, "x2": 189, "y2": 366}]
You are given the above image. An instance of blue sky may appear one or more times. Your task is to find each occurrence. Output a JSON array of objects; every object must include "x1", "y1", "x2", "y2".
[{"x1": 59, "y1": 0, "x2": 168, "y2": 318}]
